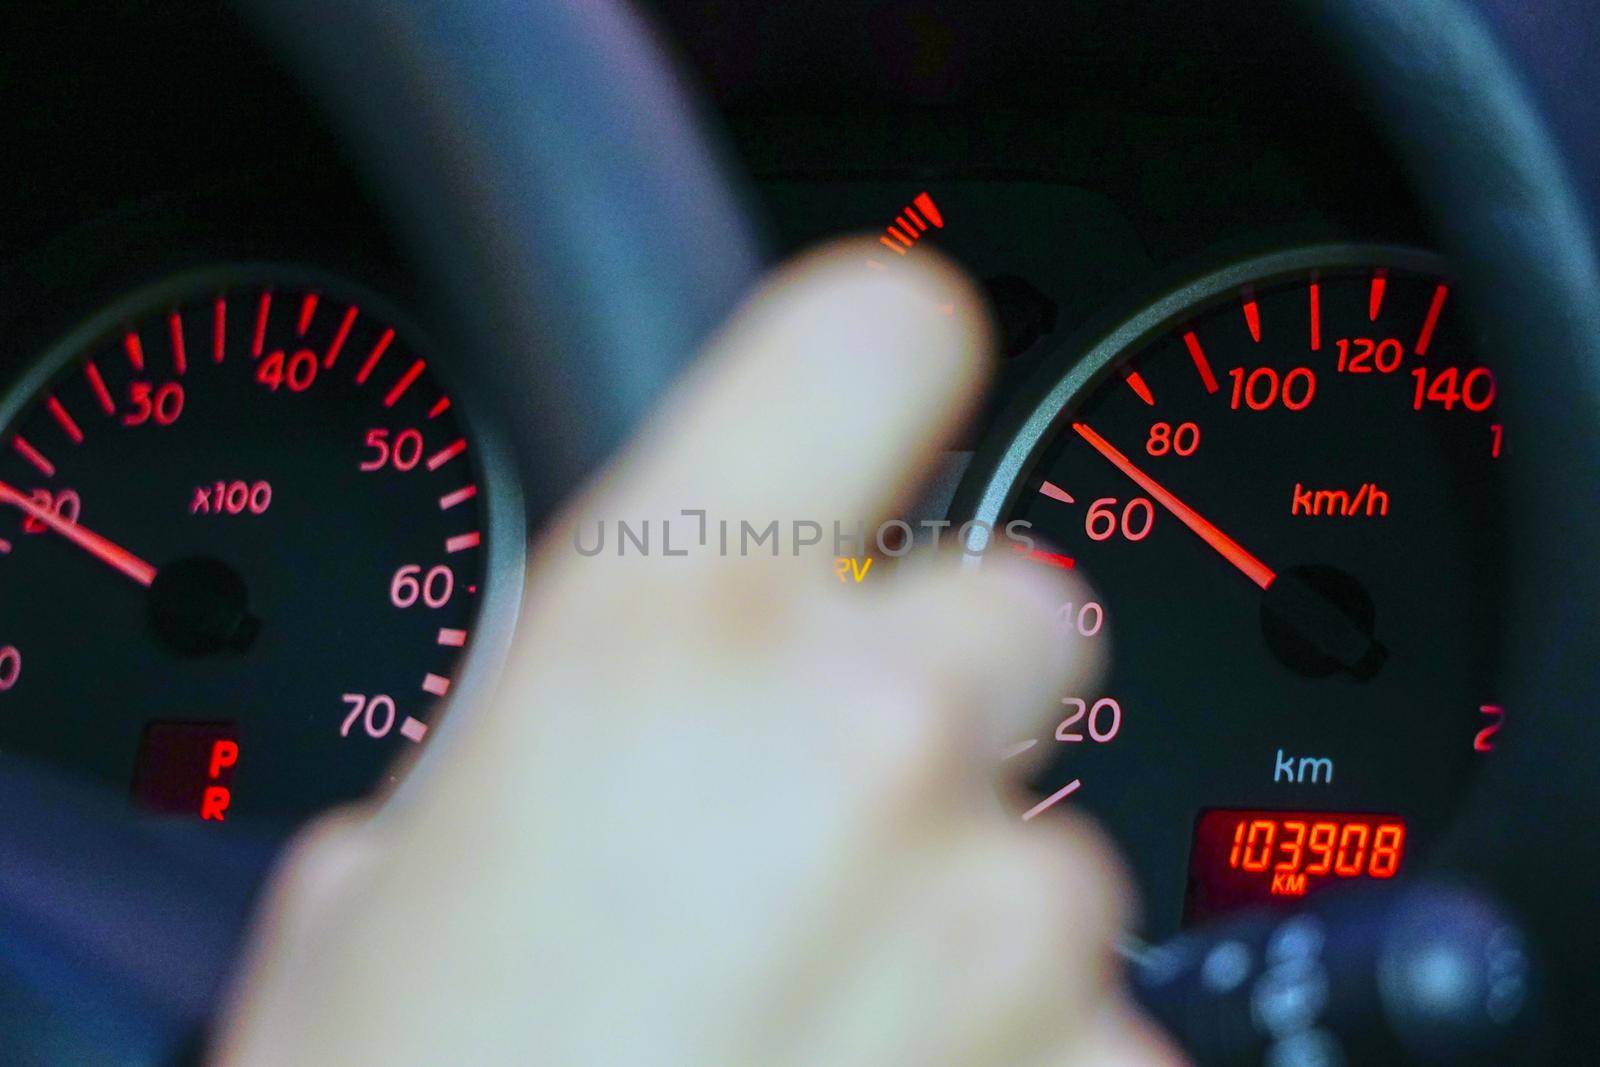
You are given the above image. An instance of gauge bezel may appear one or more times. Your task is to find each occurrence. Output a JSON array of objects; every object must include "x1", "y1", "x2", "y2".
[
  {"x1": 950, "y1": 242, "x2": 1483, "y2": 937},
  {"x1": 0, "y1": 262, "x2": 526, "y2": 802},
  {"x1": 952, "y1": 244, "x2": 1453, "y2": 548}
]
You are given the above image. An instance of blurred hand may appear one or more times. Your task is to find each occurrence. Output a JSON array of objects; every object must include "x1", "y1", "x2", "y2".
[{"x1": 216, "y1": 242, "x2": 1181, "y2": 1065}]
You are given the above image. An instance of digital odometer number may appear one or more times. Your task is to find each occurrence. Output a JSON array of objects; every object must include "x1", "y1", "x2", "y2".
[{"x1": 1184, "y1": 809, "x2": 1407, "y2": 923}]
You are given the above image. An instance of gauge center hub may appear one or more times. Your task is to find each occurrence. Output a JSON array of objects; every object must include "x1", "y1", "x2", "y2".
[
  {"x1": 147, "y1": 555, "x2": 258, "y2": 656},
  {"x1": 1260, "y1": 563, "x2": 1384, "y2": 680}
]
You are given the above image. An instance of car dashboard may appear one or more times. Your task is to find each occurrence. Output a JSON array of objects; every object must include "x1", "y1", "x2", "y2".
[{"x1": 0, "y1": 1, "x2": 1593, "y2": 1062}]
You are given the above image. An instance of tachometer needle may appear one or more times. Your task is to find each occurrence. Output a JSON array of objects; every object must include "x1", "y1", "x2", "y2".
[
  {"x1": 0, "y1": 479, "x2": 157, "y2": 587},
  {"x1": 1071, "y1": 422, "x2": 1277, "y2": 589}
]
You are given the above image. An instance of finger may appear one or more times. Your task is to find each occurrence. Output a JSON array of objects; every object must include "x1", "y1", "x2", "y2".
[
  {"x1": 1059, "y1": 998, "x2": 1191, "y2": 1067},
  {"x1": 555, "y1": 238, "x2": 992, "y2": 569},
  {"x1": 869, "y1": 554, "x2": 1106, "y2": 766},
  {"x1": 771, "y1": 815, "x2": 1130, "y2": 1066},
  {"x1": 720, "y1": 553, "x2": 1099, "y2": 843},
  {"x1": 215, "y1": 811, "x2": 383, "y2": 1065}
]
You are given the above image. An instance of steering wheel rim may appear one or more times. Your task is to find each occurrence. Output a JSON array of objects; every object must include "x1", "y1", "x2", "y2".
[
  {"x1": 243, "y1": 0, "x2": 764, "y2": 518},
  {"x1": 1307, "y1": 0, "x2": 1600, "y2": 1052}
]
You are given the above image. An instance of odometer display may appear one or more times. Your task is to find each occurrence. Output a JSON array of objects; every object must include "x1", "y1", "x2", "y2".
[
  {"x1": 1184, "y1": 809, "x2": 1407, "y2": 923},
  {"x1": 0, "y1": 270, "x2": 515, "y2": 824},
  {"x1": 962, "y1": 247, "x2": 1505, "y2": 934}
]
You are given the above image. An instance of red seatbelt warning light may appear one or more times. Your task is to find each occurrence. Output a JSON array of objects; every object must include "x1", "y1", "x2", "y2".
[
  {"x1": 131, "y1": 722, "x2": 240, "y2": 821},
  {"x1": 1184, "y1": 809, "x2": 1407, "y2": 923}
]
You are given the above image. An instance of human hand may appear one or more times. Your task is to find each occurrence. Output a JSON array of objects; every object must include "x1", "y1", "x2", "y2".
[{"x1": 216, "y1": 241, "x2": 1182, "y2": 1065}]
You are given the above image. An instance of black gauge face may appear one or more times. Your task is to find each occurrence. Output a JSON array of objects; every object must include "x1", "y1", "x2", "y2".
[
  {"x1": 965, "y1": 248, "x2": 1505, "y2": 936},
  {"x1": 0, "y1": 272, "x2": 517, "y2": 825}
]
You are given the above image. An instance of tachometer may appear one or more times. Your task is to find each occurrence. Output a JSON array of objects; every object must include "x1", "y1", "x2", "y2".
[
  {"x1": 956, "y1": 246, "x2": 1504, "y2": 935},
  {"x1": 0, "y1": 268, "x2": 521, "y2": 824}
]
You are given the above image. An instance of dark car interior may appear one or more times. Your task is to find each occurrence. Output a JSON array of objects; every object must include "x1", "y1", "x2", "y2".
[{"x1": 0, "y1": 1, "x2": 1596, "y2": 1063}]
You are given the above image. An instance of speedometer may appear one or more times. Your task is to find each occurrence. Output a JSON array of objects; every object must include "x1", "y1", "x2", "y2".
[
  {"x1": 955, "y1": 246, "x2": 1505, "y2": 935},
  {"x1": 0, "y1": 268, "x2": 522, "y2": 825}
]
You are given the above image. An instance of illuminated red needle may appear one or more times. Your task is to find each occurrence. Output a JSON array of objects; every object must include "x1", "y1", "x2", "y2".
[
  {"x1": 0, "y1": 479, "x2": 157, "y2": 587},
  {"x1": 1071, "y1": 422, "x2": 1277, "y2": 589}
]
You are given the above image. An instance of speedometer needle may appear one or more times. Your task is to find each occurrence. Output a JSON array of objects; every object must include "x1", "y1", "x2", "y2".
[
  {"x1": 1071, "y1": 422, "x2": 1277, "y2": 589},
  {"x1": 0, "y1": 479, "x2": 157, "y2": 587}
]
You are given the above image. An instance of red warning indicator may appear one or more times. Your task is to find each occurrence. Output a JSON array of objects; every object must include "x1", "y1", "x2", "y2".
[
  {"x1": 131, "y1": 722, "x2": 240, "y2": 821},
  {"x1": 877, "y1": 191, "x2": 944, "y2": 256}
]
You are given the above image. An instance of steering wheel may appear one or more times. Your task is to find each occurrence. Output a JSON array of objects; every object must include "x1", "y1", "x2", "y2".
[{"x1": 0, "y1": 0, "x2": 1594, "y2": 1062}]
